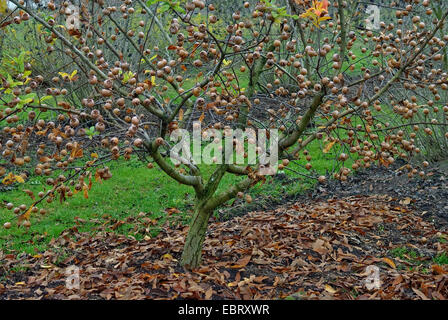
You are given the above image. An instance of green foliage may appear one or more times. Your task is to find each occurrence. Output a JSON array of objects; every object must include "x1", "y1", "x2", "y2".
[
  {"x1": 390, "y1": 247, "x2": 419, "y2": 260},
  {"x1": 433, "y1": 253, "x2": 448, "y2": 265},
  {"x1": 146, "y1": 0, "x2": 185, "y2": 13},
  {"x1": 0, "y1": 58, "x2": 37, "y2": 111},
  {"x1": 85, "y1": 127, "x2": 100, "y2": 140},
  {"x1": 0, "y1": 51, "x2": 31, "y2": 76},
  {"x1": 259, "y1": 0, "x2": 300, "y2": 21},
  {"x1": 390, "y1": 247, "x2": 448, "y2": 271}
]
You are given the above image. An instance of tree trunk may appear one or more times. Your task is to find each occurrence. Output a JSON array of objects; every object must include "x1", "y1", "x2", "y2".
[{"x1": 180, "y1": 202, "x2": 213, "y2": 268}]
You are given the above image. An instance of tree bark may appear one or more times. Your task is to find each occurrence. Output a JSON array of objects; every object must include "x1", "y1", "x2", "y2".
[{"x1": 180, "y1": 201, "x2": 213, "y2": 269}]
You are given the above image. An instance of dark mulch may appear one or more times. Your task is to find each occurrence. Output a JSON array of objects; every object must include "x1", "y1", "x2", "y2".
[{"x1": 308, "y1": 159, "x2": 448, "y2": 230}]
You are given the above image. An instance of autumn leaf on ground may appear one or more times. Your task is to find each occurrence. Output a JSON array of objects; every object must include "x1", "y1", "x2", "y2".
[
  {"x1": 230, "y1": 255, "x2": 251, "y2": 269},
  {"x1": 324, "y1": 284, "x2": 337, "y2": 294},
  {"x1": 312, "y1": 239, "x2": 329, "y2": 255},
  {"x1": 205, "y1": 287, "x2": 213, "y2": 300},
  {"x1": 165, "y1": 208, "x2": 181, "y2": 215},
  {"x1": 432, "y1": 265, "x2": 446, "y2": 275},
  {"x1": 412, "y1": 288, "x2": 429, "y2": 300},
  {"x1": 2, "y1": 172, "x2": 25, "y2": 185},
  {"x1": 382, "y1": 257, "x2": 396, "y2": 269},
  {"x1": 400, "y1": 197, "x2": 412, "y2": 205}
]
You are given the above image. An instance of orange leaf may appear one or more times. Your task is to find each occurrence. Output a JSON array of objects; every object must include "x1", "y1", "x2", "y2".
[
  {"x1": 323, "y1": 140, "x2": 336, "y2": 153},
  {"x1": 36, "y1": 129, "x2": 48, "y2": 136},
  {"x1": 324, "y1": 284, "x2": 337, "y2": 294},
  {"x1": 432, "y1": 265, "x2": 446, "y2": 275},
  {"x1": 95, "y1": 169, "x2": 102, "y2": 183},
  {"x1": 18, "y1": 202, "x2": 37, "y2": 226},
  {"x1": 71, "y1": 142, "x2": 84, "y2": 158},
  {"x1": 382, "y1": 257, "x2": 396, "y2": 269},
  {"x1": 82, "y1": 185, "x2": 89, "y2": 199}
]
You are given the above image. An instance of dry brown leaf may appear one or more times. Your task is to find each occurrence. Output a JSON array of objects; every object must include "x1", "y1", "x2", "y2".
[
  {"x1": 230, "y1": 255, "x2": 251, "y2": 269},
  {"x1": 312, "y1": 239, "x2": 328, "y2": 255},
  {"x1": 412, "y1": 288, "x2": 429, "y2": 300},
  {"x1": 205, "y1": 287, "x2": 213, "y2": 299}
]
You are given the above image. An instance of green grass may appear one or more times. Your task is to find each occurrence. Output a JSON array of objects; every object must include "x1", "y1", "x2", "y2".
[
  {"x1": 433, "y1": 253, "x2": 448, "y2": 265},
  {"x1": 0, "y1": 160, "x2": 194, "y2": 254},
  {"x1": 390, "y1": 247, "x2": 420, "y2": 260},
  {"x1": 389, "y1": 246, "x2": 448, "y2": 273}
]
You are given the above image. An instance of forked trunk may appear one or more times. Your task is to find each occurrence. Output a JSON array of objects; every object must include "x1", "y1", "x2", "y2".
[{"x1": 180, "y1": 203, "x2": 213, "y2": 268}]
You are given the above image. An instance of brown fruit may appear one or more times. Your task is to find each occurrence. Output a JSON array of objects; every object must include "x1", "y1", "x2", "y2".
[
  {"x1": 318, "y1": 176, "x2": 327, "y2": 184},
  {"x1": 155, "y1": 137, "x2": 164, "y2": 146}
]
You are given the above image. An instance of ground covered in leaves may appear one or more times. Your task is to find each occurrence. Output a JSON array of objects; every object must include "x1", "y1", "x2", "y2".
[
  {"x1": 1, "y1": 192, "x2": 447, "y2": 300},
  {"x1": 310, "y1": 159, "x2": 448, "y2": 230}
]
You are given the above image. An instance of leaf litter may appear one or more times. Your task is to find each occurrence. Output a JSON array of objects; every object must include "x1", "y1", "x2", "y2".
[{"x1": 1, "y1": 195, "x2": 447, "y2": 300}]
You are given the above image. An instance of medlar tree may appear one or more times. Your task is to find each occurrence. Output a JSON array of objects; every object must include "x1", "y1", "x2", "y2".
[{"x1": 1, "y1": 0, "x2": 448, "y2": 268}]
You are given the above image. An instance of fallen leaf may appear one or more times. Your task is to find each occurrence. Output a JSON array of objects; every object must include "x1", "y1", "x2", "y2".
[
  {"x1": 412, "y1": 288, "x2": 429, "y2": 300},
  {"x1": 432, "y1": 265, "x2": 446, "y2": 275},
  {"x1": 324, "y1": 284, "x2": 337, "y2": 294},
  {"x1": 382, "y1": 257, "x2": 396, "y2": 269},
  {"x1": 400, "y1": 197, "x2": 412, "y2": 205},
  {"x1": 205, "y1": 287, "x2": 213, "y2": 299},
  {"x1": 230, "y1": 255, "x2": 251, "y2": 269}
]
